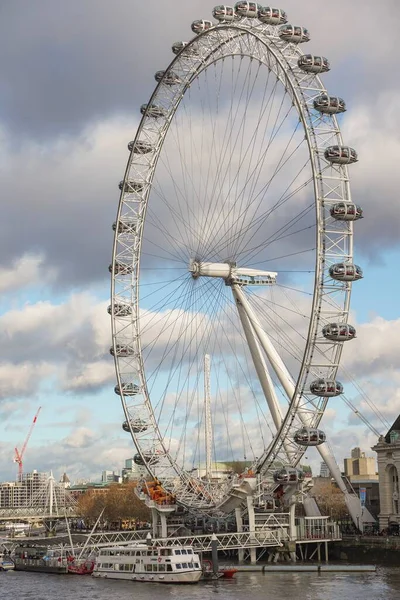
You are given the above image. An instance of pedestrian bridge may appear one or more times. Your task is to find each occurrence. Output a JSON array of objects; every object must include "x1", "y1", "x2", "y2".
[{"x1": 0, "y1": 507, "x2": 78, "y2": 521}]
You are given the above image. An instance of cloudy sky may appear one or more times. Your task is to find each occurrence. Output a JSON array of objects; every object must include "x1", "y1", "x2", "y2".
[{"x1": 0, "y1": 0, "x2": 399, "y2": 483}]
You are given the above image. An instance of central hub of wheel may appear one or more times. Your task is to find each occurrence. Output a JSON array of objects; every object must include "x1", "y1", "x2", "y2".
[
  {"x1": 189, "y1": 260, "x2": 232, "y2": 279},
  {"x1": 189, "y1": 260, "x2": 278, "y2": 286}
]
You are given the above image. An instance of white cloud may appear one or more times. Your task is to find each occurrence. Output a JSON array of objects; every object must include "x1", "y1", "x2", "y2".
[
  {"x1": 0, "y1": 254, "x2": 55, "y2": 294},
  {"x1": 0, "y1": 293, "x2": 109, "y2": 362},
  {"x1": 65, "y1": 427, "x2": 97, "y2": 449},
  {"x1": 343, "y1": 315, "x2": 400, "y2": 378},
  {"x1": 62, "y1": 360, "x2": 115, "y2": 392},
  {"x1": 0, "y1": 294, "x2": 113, "y2": 402},
  {"x1": 0, "y1": 362, "x2": 54, "y2": 400}
]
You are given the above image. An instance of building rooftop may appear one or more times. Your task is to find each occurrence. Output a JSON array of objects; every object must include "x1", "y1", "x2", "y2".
[{"x1": 384, "y1": 414, "x2": 400, "y2": 444}]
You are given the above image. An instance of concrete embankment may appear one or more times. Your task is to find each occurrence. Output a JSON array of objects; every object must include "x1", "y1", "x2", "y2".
[
  {"x1": 330, "y1": 535, "x2": 400, "y2": 565},
  {"x1": 234, "y1": 564, "x2": 376, "y2": 573}
]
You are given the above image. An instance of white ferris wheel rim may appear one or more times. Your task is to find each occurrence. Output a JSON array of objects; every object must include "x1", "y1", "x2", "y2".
[{"x1": 110, "y1": 16, "x2": 358, "y2": 511}]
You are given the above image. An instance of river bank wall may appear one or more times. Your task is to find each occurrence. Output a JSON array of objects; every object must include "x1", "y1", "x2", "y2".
[{"x1": 331, "y1": 535, "x2": 400, "y2": 565}]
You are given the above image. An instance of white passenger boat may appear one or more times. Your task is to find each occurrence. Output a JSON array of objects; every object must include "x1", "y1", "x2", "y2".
[
  {"x1": 0, "y1": 553, "x2": 15, "y2": 571},
  {"x1": 93, "y1": 543, "x2": 202, "y2": 584}
]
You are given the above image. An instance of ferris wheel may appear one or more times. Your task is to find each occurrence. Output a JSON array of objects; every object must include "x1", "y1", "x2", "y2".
[{"x1": 109, "y1": 3, "x2": 363, "y2": 513}]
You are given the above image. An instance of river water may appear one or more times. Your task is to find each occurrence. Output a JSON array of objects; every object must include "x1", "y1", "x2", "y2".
[{"x1": 2, "y1": 568, "x2": 400, "y2": 600}]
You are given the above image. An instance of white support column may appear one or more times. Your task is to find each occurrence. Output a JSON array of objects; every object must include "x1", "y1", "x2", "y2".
[
  {"x1": 160, "y1": 512, "x2": 168, "y2": 539},
  {"x1": 204, "y1": 354, "x2": 212, "y2": 480},
  {"x1": 235, "y1": 507, "x2": 245, "y2": 562},
  {"x1": 289, "y1": 494, "x2": 297, "y2": 542},
  {"x1": 49, "y1": 472, "x2": 54, "y2": 518},
  {"x1": 151, "y1": 508, "x2": 158, "y2": 538},
  {"x1": 246, "y1": 495, "x2": 257, "y2": 564}
]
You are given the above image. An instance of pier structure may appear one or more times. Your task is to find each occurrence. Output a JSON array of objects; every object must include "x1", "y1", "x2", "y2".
[
  {"x1": 14, "y1": 516, "x2": 340, "y2": 564},
  {"x1": 131, "y1": 474, "x2": 341, "y2": 563}
]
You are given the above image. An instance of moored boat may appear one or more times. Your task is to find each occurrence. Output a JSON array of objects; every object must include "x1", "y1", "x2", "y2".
[
  {"x1": 93, "y1": 542, "x2": 202, "y2": 584},
  {"x1": 0, "y1": 553, "x2": 15, "y2": 571},
  {"x1": 219, "y1": 566, "x2": 238, "y2": 578},
  {"x1": 12, "y1": 544, "x2": 68, "y2": 574},
  {"x1": 68, "y1": 559, "x2": 95, "y2": 575},
  {"x1": 201, "y1": 559, "x2": 238, "y2": 579}
]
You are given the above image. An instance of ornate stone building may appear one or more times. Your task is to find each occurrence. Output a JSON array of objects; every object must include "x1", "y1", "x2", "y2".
[{"x1": 372, "y1": 416, "x2": 400, "y2": 530}]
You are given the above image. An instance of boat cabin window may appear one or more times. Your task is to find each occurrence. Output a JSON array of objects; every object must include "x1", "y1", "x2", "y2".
[
  {"x1": 176, "y1": 563, "x2": 182, "y2": 569},
  {"x1": 145, "y1": 564, "x2": 152, "y2": 572},
  {"x1": 174, "y1": 549, "x2": 181, "y2": 555},
  {"x1": 182, "y1": 562, "x2": 188, "y2": 568},
  {"x1": 181, "y1": 549, "x2": 187, "y2": 555},
  {"x1": 187, "y1": 549, "x2": 193, "y2": 554},
  {"x1": 167, "y1": 564, "x2": 173, "y2": 571},
  {"x1": 159, "y1": 564, "x2": 166, "y2": 572}
]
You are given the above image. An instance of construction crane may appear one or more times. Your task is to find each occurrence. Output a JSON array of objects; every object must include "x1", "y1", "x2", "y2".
[{"x1": 14, "y1": 406, "x2": 41, "y2": 481}]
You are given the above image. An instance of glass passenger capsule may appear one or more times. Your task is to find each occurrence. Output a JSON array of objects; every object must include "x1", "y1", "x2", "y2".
[
  {"x1": 293, "y1": 428, "x2": 326, "y2": 447},
  {"x1": 314, "y1": 94, "x2": 346, "y2": 114},
  {"x1": 118, "y1": 180, "x2": 144, "y2": 193},
  {"x1": 322, "y1": 323, "x2": 356, "y2": 342},
  {"x1": 109, "y1": 262, "x2": 134, "y2": 275},
  {"x1": 107, "y1": 303, "x2": 132, "y2": 317},
  {"x1": 329, "y1": 263, "x2": 363, "y2": 282},
  {"x1": 154, "y1": 70, "x2": 182, "y2": 86},
  {"x1": 298, "y1": 55, "x2": 330, "y2": 74},
  {"x1": 122, "y1": 419, "x2": 148, "y2": 433},
  {"x1": 172, "y1": 41, "x2": 187, "y2": 54},
  {"x1": 330, "y1": 202, "x2": 363, "y2": 221},
  {"x1": 128, "y1": 140, "x2": 153, "y2": 154},
  {"x1": 258, "y1": 6, "x2": 288, "y2": 24},
  {"x1": 134, "y1": 453, "x2": 146, "y2": 466},
  {"x1": 134, "y1": 452, "x2": 161, "y2": 466},
  {"x1": 172, "y1": 41, "x2": 199, "y2": 56},
  {"x1": 140, "y1": 104, "x2": 166, "y2": 118},
  {"x1": 279, "y1": 25, "x2": 310, "y2": 43},
  {"x1": 234, "y1": 2, "x2": 260, "y2": 17},
  {"x1": 191, "y1": 20, "x2": 213, "y2": 34},
  {"x1": 114, "y1": 383, "x2": 140, "y2": 396},
  {"x1": 213, "y1": 5, "x2": 235, "y2": 21},
  {"x1": 324, "y1": 146, "x2": 358, "y2": 165},
  {"x1": 310, "y1": 379, "x2": 343, "y2": 397},
  {"x1": 273, "y1": 467, "x2": 305, "y2": 484},
  {"x1": 112, "y1": 220, "x2": 137, "y2": 235},
  {"x1": 109, "y1": 344, "x2": 135, "y2": 357}
]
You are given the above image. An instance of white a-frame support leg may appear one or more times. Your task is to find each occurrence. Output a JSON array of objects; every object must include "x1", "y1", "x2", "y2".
[
  {"x1": 231, "y1": 285, "x2": 364, "y2": 528},
  {"x1": 234, "y1": 291, "x2": 294, "y2": 462},
  {"x1": 232, "y1": 285, "x2": 296, "y2": 401}
]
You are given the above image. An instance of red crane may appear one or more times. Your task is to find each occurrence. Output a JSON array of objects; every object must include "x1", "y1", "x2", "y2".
[{"x1": 14, "y1": 406, "x2": 41, "y2": 481}]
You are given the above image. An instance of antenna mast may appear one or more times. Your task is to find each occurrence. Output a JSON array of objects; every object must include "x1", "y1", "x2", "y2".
[{"x1": 204, "y1": 355, "x2": 212, "y2": 480}]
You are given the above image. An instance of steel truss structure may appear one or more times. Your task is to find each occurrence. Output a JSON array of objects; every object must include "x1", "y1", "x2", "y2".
[{"x1": 110, "y1": 7, "x2": 363, "y2": 516}]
